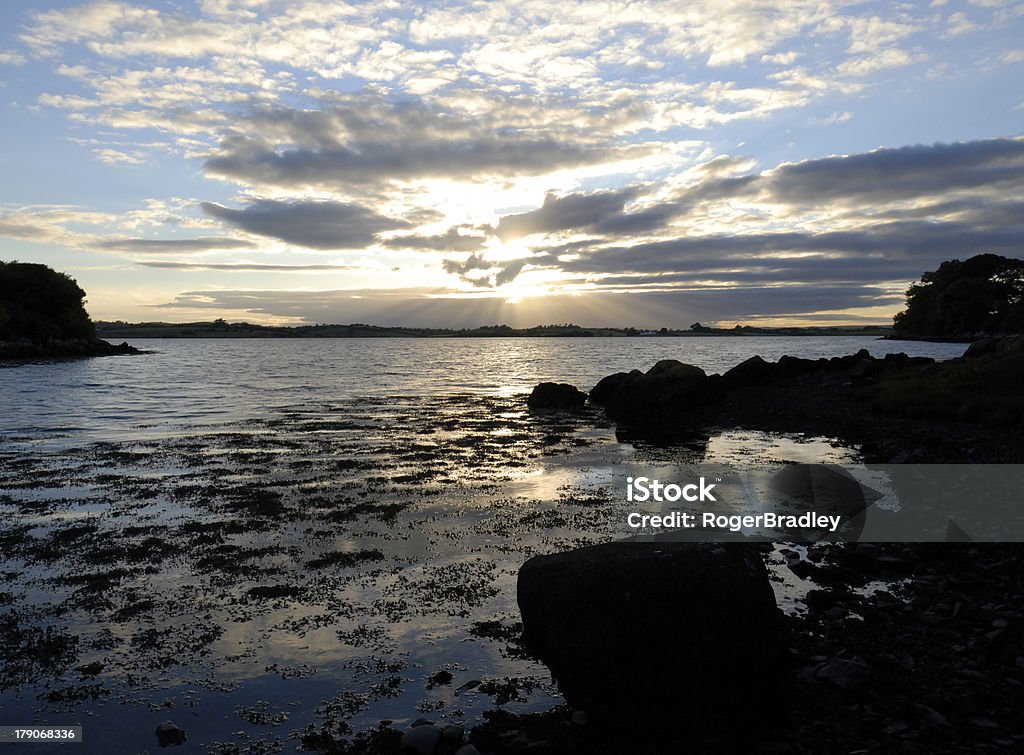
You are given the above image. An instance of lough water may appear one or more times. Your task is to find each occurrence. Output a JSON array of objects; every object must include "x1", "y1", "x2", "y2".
[{"x1": 1, "y1": 336, "x2": 965, "y2": 444}]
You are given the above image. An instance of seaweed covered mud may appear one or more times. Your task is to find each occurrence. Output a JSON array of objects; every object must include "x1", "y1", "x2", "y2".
[{"x1": 0, "y1": 393, "x2": 634, "y2": 752}]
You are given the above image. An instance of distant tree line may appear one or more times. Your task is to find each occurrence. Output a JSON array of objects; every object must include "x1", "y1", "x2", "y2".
[
  {"x1": 0, "y1": 261, "x2": 95, "y2": 342},
  {"x1": 893, "y1": 254, "x2": 1024, "y2": 339}
]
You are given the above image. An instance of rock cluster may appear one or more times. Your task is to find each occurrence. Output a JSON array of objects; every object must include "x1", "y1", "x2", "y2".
[{"x1": 529, "y1": 339, "x2": 1024, "y2": 450}]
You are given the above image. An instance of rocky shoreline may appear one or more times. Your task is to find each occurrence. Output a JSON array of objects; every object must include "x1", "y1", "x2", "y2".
[
  {"x1": 531, "y1": 335, "x2": 1024, "y2": 463},
  {"x1": 434, "y1": 341, "x2": 1024, "y2": 755},
  {"x1": 0, "y1": 337, "x2": 140, "y2": 362}
]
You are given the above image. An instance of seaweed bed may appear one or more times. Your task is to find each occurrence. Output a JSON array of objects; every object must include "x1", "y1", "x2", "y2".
[{"x1": 1, "y1": 387, "x2": 1022, "y2": 753}]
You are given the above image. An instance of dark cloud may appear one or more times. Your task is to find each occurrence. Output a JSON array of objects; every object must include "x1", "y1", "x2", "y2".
[
  {"x1": 495, "y1": 189, "x2": 640, "y2": 240},
  {"x1": 767, "y1": 137, "x2": 1024, "y2": 204},
  {"x1": 206, "y1": 135, "x2": 631, "y2": 191},
  {"x1": 442, "y1": 253, "x2": 493, "y2": 276},
  {"x1": 494, "y1": 260, "x2": 526, "y2": 286},
  {"x1": 498, "y1": 138, "x2": 1024, "y2": 245},
  {"x1": 656, "y1": 137, "x2": 1024, "y2": 211},
  {"x1": 384, "y1": 228, "x2": 488, "y2": 252},
  {"x1": 442, "y1": 253, "x2": 529, "y2": 288},
  {"x1": 204, "y1": 98, "x2": 651, "y2": 191},
  {"x1": 541, "y1": 218, "x2": 1024, "y2": 283},
  {"x1": 93, "y1": 236, "x2": 256, "y2": 253},
  {"x1": 201, "y1": 199, "x2": 411, "y2": 250}
]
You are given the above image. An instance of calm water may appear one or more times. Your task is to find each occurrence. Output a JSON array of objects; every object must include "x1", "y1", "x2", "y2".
[{"x1": 1, "y1": 337, "x2": 965, "y2": 443}]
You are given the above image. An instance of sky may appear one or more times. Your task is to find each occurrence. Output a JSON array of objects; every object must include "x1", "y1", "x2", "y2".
[{"x1": 0, "y1": 0, "x2": 1022, "y2": 328}]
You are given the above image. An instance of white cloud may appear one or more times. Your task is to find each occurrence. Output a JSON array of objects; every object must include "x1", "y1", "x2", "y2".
[
  {"x1": 836, "y1": 48, "x2": 919, "y2": 77},
  {"x1": 945, "y1": 11, "x2": 982, "y2": 37}
]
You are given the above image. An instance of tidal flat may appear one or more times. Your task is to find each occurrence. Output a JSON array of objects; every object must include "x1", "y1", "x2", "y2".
[{"x1": 0, "y1": 390, "x2": 855, "y2": 753}]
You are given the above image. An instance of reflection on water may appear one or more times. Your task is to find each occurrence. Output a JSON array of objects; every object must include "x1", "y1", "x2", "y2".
[
  {"x1": 0, "y1": 338, "x2": 965, "y2": 752},
  {"x1": 1, "y1": 336, "x2": 964, "y2": 447}
]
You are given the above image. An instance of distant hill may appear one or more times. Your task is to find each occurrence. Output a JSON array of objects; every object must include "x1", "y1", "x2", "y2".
[{"x1": 95, "y1": 319, "x2": 893, "y2": 339}]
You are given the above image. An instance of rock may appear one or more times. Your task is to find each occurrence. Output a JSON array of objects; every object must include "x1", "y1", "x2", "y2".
[
  {"x1": 527, "y1": 382, "x2": 587, "y2": 410},
  {"x1": 77, "y1": 661, "x2": 104, "y2": 676},
  {"x1": 829, "y1": 348, "x2": 873, "y2": 371},
  {"x1": 517, "y1": 541, "x2": 784, "y2": 733},
  {"x1": 154, "y1": 721, "x2": 187, "y2": 747},
  {"x1": 427, "y1": 669, "x2": 453, "y2": 687},
  {"x1": 721, "y1": 354, "x2": 774, "y2": 387},
  {"x1": 441, "y1": 724, "x2": 464, "y2": 742},
  {"x1": 768, "y1": 464, "x2": 874, "y2": 541},
  {"x1": 915, "y1": 704, "x2": 950, "y2": 727},
  {"x1": 588, "y1": 371, "x2": 632, "y2": 405},
  {"x1": 815, "y1": 657, "x2": 871, "y2": 691},
  {"x1": 645, "y1": 358, "x2": 706, "y2": 381},
  {"x1": 850, "y1": 358, "x2": 883, "y2": 381},
  {"x1": 905, "y1": 356, "x2": 935, "y2": 368},
  {"x1": 454, "y1": 746, "x2": 481, "y2": 755},
  {"x1": 454, "y1": 679, "x2": 480, "y2": 695},
  {"x1": 964, "y1": 337, "x2": 1002, "y2": 359},
  {"x1": 401, "y1": 723, "x2": 441, "y2": 754},
  {"x1": 996, "y1": 335, "x2": 1024, "y2": 355},
  {"x1": 600, "y1": 361, "x2": 718, "y2": 432},
  {"x1": 777, "y1": 354, "x2": 823, "y2": 376}
]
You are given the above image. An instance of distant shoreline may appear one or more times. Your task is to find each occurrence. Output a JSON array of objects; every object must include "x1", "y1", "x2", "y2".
[{"x1": 95, "y1": 320, "x2": 896, "y2": 340}]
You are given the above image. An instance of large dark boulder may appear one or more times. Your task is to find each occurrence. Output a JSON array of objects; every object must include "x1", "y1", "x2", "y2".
[
  {"x1": 645, "y1": 358, "x2": 706, "y2": 381},
  {"x1": 517, "y1": 541, "x2": 785, "y2": 733},
  {"x1": 588, "y1": 370, "x2": 634, "y2": 405},
  {"x1": 963, "y1": 337, "x2": 1001, "y2": 359},
  {"x1": 721, "y1": 354, "x2": 774, "y2": 387},
  {"x1": 527, "y1": 382, "x2": 587, "y2": 410},
  {"x1": 600, "y1": 359, "x2": 719, "y2": 430},
  {"x1": 777, "y1": 354, "x2": 824, "y2": 377}
]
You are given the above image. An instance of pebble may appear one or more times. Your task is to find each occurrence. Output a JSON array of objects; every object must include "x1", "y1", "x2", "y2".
[
  {"x1": 401, "y1": 724, "x2": 441, "y2": 754},
  {"x1": 815, "y1": 658, "x2": 871, "y2": 691}
]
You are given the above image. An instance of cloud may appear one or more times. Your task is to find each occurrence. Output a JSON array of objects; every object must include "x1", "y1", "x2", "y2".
[
  {"x1": 442, "y1": 253, "x2": 493, "y2": 276},
  {"x1": 203, "y1": 97, "x2": 653, "y2": 192},
  {"x1": 549, "y1": 221, "x2": 1024, "y2": 279},
  {"x1": 765, "y1": 137, "x2": 1024, "y2": 204},
  {"x1": 93, "y1": 236, "x2": 257, "y2": 253},
  {"x1": 604, "y1": 137, "x2": 1024, "y2": 216},
  {"x1": 495, "y1": 189, "x2": 639, "y2": 241},
  {"x1": 442, "y1": 253, "x2": 530, "y2": 288},
  {"x1": 201, "y1": 199, "x2": 412, "y2": 250},
  {"x1": 137, "y1": 261, "x2": 354, "y2": 271},
  {"x1": 383, "y1": 228, "x2": 488, "y2": 252}
]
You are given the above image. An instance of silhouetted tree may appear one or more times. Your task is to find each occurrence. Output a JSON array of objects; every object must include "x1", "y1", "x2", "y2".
[
  {"x1": 893, "y1": 254, "x2": 1024, "y2": 338},
  {"x1": 0, "y1": 261, "x2": 95, "y2": 342}
]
